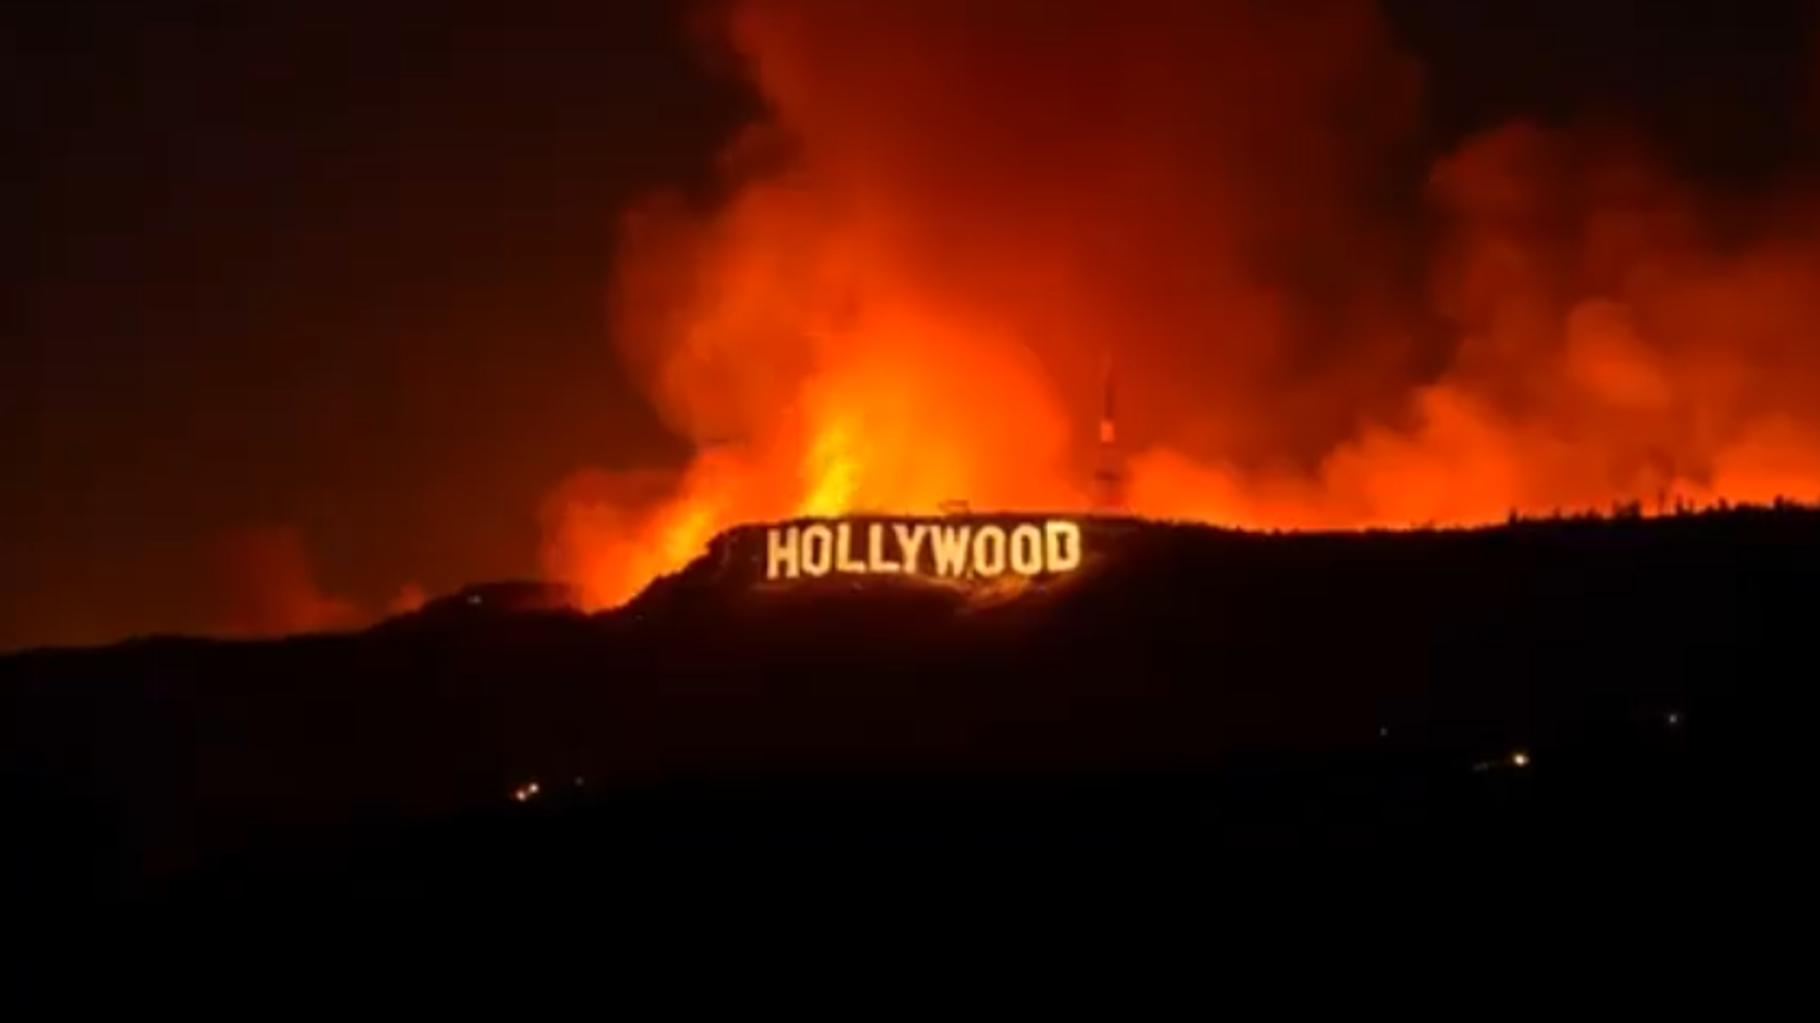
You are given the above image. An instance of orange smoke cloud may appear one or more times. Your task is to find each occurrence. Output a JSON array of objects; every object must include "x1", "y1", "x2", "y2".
[
  {"x1": 212, "y1": 525, "x2": 362, "y2": 638},
  {"x1": 543, "y1": 0, "x2": 1820, "y2": 607},
  {"x1": 389, "y1": 582, "x2": 429, "y2": 616}
]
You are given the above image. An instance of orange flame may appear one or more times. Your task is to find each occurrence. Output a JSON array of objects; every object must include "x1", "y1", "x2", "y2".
[{"x1": 542, "y1": 0, "x2": 1820, "y2": 609}]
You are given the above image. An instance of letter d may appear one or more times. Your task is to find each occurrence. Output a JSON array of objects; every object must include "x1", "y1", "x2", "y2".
[{"x1": 1044, "y1": 520, "x2": 1082, "y2": 572}]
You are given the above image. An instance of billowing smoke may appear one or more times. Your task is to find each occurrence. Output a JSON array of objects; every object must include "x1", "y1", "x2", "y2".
[
  {"x1": 544, "y1": 0, "x2": 1820, "y2": 606},
  {"x1": 211, "y1": 525, "x2": 361, "y2": 638},
  {"x1": 389, "y1": 582, "x2": 429, "y2": 616}
]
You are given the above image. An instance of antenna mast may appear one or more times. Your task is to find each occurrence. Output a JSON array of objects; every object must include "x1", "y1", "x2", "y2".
[{"x1": 1091, "y1": 350, "x2": 1128, "y2": 513}]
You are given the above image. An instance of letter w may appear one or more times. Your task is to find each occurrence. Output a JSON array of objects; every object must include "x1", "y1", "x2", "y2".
[{"x1": 931, "y1": 525, "x2": 971, "y2": 577}]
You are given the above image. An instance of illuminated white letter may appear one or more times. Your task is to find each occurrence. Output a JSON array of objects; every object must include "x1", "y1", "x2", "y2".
[
  {"x1": 867, "y1": 522, "x2": 901, "y2": 573},
  {"x1": 1009, "y1": 523, "x2": 1044, "y2": 575},
  {"x1": 972, "y1": 525, "x2": 1007, "y2": 577},
  {"x1": 931, "y1": 525, "x2": 971, "y2": 577},
  {"x1": 765, "y1": 526, "x2": 799, "y2": 580},
  {"x1": 1044, "y1": 519, "x2": 1082, "y2": 573},
  {"x1": 834, "y1": 521, "x2": 867, "y2": 573},
  {"x1": 895, "y1": 522, "x2": 930, "y2": 574},
  {"x1": 801, "y1": 523, "x2": 834, "y2": 577}
]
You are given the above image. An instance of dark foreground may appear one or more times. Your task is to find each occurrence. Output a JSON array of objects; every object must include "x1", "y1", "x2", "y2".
[{"x1": 2, "y1": 508, "x2": 1814, "y2": 991}]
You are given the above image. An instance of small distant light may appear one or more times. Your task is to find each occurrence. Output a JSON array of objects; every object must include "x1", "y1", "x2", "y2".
[
  {"x1": 513, "y1": 780, "x2": 541, "y2": 802},
  {"x1": 468, "y1": 594, "x2": 483, "y2": 606},
  {"x1": 573, "y1": 777, "x2": 585, "y2": 787},
  {"x1": 1666, "y1": 711, "x2": 1681, "y2": 727},
  {"x1": 1510, "y1": 750, "x2": 1530, "y2": 768},
  {"x1": 1378, "y1": 726, "x2": 1390, "y2": 738}
]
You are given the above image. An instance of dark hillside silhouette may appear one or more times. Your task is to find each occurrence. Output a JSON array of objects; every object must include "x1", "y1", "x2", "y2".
[{"x1": 0, "y1": 505, "x2": 1808, "y2": 986}]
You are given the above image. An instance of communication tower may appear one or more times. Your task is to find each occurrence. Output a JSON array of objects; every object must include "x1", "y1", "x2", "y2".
[{"x1": 1091, "y1": 352, "x2": 1128, "y2": 513}]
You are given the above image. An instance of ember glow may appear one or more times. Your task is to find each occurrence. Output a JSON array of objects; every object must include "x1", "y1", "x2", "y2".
[{"x1": 542, "y1": 0, "x2": 1820, "y2": 610}]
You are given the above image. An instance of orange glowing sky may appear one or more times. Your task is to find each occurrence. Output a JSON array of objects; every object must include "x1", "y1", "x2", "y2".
[
  {"x1": 17, "y1": 2, "x2": 1817, "y2": 649},
  {"x1": 535, "y1": 0, "x2": 1820, "y2": 609}
]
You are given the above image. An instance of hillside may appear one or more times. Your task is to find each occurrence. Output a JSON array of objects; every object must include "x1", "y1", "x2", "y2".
[{"x1": 0, "y1": 507, "x2": 1807, "y2": 916}]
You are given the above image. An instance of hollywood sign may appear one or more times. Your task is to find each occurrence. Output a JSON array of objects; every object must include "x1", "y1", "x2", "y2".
[{"x1": 764, "y1": 518, "x2": 1084, "y2": 582}]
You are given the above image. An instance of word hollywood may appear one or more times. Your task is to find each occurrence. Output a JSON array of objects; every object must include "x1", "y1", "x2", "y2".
[{"x1": 764, "y1": 518, "x2": 1085, "y2": 582}]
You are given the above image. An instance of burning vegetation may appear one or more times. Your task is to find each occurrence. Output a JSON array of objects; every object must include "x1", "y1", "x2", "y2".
[{"x1": 538, "y1": 0, "x2": 1820, "y2": 611}]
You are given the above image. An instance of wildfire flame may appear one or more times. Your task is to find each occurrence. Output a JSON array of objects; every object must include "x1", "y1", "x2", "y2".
[{"x1": 540, "y1": 0, "x2": 1820, "y2": 610}]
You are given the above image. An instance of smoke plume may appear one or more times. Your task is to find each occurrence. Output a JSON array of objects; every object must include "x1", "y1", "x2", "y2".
[
  {"x1": 212, "y1": 525, "x2": 362, "y2": 638},
  {"x1": 543, "y1": 0, "x2": 1820, "y2": 606}
]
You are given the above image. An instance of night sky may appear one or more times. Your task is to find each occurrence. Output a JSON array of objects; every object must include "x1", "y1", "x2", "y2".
[{"x1": 2, "y1": 0, "x2": 1812, "y2": 651}]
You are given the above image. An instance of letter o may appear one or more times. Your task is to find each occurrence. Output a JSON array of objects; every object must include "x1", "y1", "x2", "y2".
[
  {"x1": 972, "y1": 525, "x2": 1007, "y2": 577},
  {"x1": 1009, "y1": 524, "x2": 1044, "y2": 575},
  {"x1": 801, "y1": 523, "x2": 833, "y2": 576}
]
